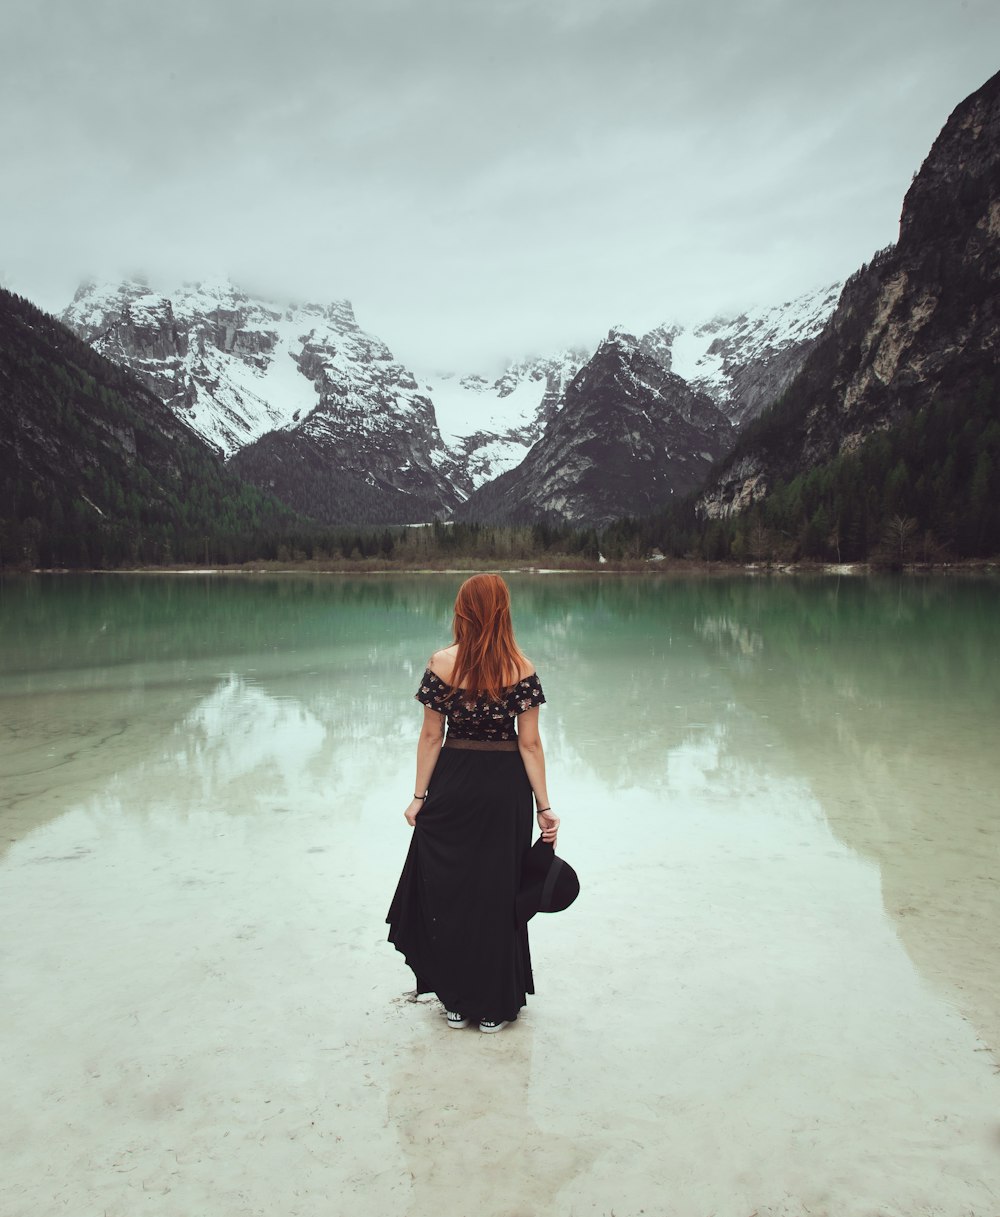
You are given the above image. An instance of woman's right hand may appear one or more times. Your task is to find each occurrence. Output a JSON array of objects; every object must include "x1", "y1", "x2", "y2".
[
  {"x1": 537, "y1": 809, "x2": 559, "y2": 845},
  {"x1": 404, "y1": 798, "x2": 424, "y2": 827}
]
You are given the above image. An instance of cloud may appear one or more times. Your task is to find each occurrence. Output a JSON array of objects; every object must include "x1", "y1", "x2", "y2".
[{"x1": 2, "y1": 0, "x2": 998, "y2": 366}]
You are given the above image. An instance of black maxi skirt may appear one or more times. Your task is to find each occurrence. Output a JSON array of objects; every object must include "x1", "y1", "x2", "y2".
[{"x1": 386, "y1": 740, "x2": 535, "y2": 1023}]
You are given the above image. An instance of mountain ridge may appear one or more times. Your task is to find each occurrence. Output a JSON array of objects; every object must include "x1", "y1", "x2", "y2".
[
  {"x1": 62, "y1": 278, "x2": 467, "y2": 521},
  {"x1": 60, "y1": 274, "x2": 842, "y2": 528},
  {"x1": 697, "y1": 67, "x2": 1000, "y2": 521},
  {"x1": 455, "y1": 329, "x2": 731, "y2": 528},
  {"x1": 641, "y1": 282, "x2": 841, "y2": 427},
  {"x1": 0, "y1": 287, "x2": 296, "y2": 567}
]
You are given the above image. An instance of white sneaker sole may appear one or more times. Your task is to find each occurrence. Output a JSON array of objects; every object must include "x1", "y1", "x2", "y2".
[
  {"x1": 446, "y1": 1016, "x2": 469, "y2": 1030},
  {"x1": 478, "y1": 1021, "x2": 509, "y2": 1034}
]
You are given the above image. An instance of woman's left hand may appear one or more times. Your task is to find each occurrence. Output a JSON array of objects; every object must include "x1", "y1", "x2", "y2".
[
  {"x1": 537, "y1": 809, "x2": 560, "y2": 844},
  {"x1": 404, "y1": 798, "x2": 424, "y2": 827}
]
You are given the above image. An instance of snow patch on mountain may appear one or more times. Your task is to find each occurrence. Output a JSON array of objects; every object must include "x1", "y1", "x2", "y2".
[
  {"x1": 62, "y1": 277, "x2": 454, "y2": 465},
  {"x1": 62, "y1": 278, "x2": 331, "y2": 455},
  {"x1": 425, "y1": 372, "x2": 543, "y2": 446},
  {"x1": 642, "y1": 282, "x2": 842, "y2": 426},
  {"x1": 417, "y1": 350, "x2": 590, "y2": 488}
]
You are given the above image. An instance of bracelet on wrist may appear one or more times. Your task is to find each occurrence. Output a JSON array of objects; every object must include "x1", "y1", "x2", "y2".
[
  {"x1": 536, "y1": 806, "x2": 551, "y2": 814},
  {"x1": 414, "y1": 793, "x2": 427, "y2": 800}
]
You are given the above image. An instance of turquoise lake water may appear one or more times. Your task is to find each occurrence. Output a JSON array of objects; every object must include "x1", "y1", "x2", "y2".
[{"x1": 2, "y1": 571, "x2": 999, "y2": 1217}]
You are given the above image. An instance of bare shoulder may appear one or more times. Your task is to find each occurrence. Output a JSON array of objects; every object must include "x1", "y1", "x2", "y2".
[
  {"x1": 516, "y1": 656, "x2": 537, "y2": 680},
  {"x1": 428, "y1": 645, "x2": 458, "y2": 681}
]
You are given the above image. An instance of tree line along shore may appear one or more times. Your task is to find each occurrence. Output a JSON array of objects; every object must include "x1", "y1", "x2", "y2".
[
  {"x1": 5, "y1": 370, "x2": 998, "y2": 573},
  {"x1": 2, "y1": 508, "x2": 997, "y2": 575}
]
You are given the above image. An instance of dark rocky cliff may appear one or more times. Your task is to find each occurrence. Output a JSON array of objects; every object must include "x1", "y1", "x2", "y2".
[
  {"x1": 457, "y1": 330, "x2": 731, "y2": 528},
  {"x1": 0, "y1": 290, "x2": 293, "y2": 566},
  {"x1": 228, "y1": 428, "x2": 448, "y2": 526},
  {"x1": 699, "y1": 69, "x2": 1000, "y2": 518}
]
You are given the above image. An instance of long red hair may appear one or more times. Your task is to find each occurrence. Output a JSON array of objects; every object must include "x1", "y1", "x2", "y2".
[{"x1": 447, "y1": 574, "x2": 527, "y2": 702}]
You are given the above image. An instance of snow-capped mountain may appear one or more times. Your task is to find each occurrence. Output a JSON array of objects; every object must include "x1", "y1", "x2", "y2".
[
  {"x1": 641, "y1": 283, "x2": 842, "y2": 427},
  {"x1": 60, "y1": 279, "x2": 586, "y2": 491},
  {"x1": 62, "y1": 278, "x2": 323, "y2": 456},
  {"x1": 61, "y1": 278, "x2": 465, "y2": 521},
  {"x1": 417, "y1": 350, "x2": 590, "y2": 489},
  {"x1": 60, "y1": 275, "x2": 844, "y2": 528},
  {"x1": 449, "y1": 287, "x2": 841, "y2": 528}
]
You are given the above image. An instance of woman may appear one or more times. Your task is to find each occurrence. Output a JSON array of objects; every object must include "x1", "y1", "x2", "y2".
[{"x1": 386, "y1": 573, "x2": 559, "y2": 1033}]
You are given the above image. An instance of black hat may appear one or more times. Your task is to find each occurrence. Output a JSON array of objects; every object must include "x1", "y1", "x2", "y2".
[{"x1": 517, "y1": 837, "x2": 580, "y2": 923}]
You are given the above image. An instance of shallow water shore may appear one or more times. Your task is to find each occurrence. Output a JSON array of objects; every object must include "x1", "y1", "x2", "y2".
[
  {"x1": 2, "y1": 573, "x2": 999, "y2": 1216},
  {"x1": 17, "y1": 556, "x2": 1000, "y2": 576}
]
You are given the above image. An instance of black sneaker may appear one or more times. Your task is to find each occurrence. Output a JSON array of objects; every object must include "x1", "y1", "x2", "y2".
[
  {"x1": 446, "y1": 1011, "x2": 469, "y2": 1029},
  {"x1": 478, "y1": 1019, "x2": 509, "y2": 1034}
]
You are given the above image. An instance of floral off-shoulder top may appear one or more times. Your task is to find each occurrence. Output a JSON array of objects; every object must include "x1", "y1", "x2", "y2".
[{"x1": 414, "y1": 667, "x2": 546, "y2": 742}]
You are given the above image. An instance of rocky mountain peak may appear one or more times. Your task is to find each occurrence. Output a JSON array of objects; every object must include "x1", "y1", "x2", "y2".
[
  {"x1": 290, "y1": 298, "x2": 359, "y2": 332},
  {"x1": 62, "y1": 278, "x2": 315, "y2": 454},
  {"x1": 601, "y1": 325, "x2": 640, "y2": 354},
  {"x1": 456, "y1": 327, "x2": 730, "y2": 528},
  {"x1": 899, "y1": 68, "x2": 1000, "y2": 253},
  {"x1": 639, "y1": 323, "x2": 682, "y2": 372},
  {"x1": 697, "y1": 68, "x2": 1000, "y2": 520}
]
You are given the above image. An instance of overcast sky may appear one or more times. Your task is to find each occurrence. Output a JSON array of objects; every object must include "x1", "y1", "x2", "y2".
[{"x1": 2, "y1": 0, "x2": 997, "y2": 369}]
